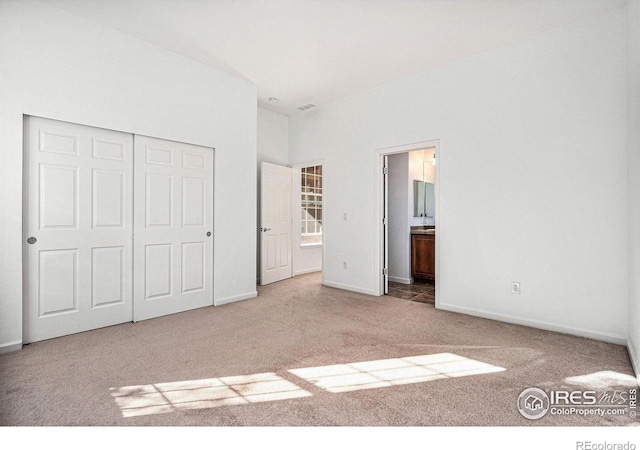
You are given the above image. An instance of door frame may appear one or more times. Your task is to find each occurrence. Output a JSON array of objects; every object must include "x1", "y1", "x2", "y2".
[
  {"x1": 289, "y1": 159, "x2": 325, "y2": 280},
  {"x1": 374, "y1": 140, "x2": 440, "y2": 301}
]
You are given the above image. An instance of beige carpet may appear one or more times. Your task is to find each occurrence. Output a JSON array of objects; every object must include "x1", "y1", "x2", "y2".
[{"x1": 0, "y1": 272, "x2": 637, "y2": 426}]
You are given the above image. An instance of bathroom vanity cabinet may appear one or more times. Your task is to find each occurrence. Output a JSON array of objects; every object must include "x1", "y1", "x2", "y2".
[{"x1": 411, "y1": 233, "x2": 435, "y2": 280}]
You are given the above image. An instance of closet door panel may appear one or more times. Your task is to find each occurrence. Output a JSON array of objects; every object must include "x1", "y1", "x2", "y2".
[
  {"x1": 133, "y1": 135, "x2": 213, "y2": 321},
  {"x1": 24, "y1": 116, "x2": 133, "y2": 343}
]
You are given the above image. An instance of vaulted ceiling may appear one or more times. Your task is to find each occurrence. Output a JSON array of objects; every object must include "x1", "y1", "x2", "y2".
[{"x1": 45, "y1": 0, "x2": 625, "y2": 115}]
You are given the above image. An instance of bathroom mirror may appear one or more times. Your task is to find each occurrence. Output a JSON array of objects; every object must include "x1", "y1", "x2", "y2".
[{"x1": 413, "y1": 180, "x2": 434, "y2": 218}]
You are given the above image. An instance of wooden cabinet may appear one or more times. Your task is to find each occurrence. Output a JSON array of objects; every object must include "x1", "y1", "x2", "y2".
[{"x1": 411, "y1": 233, "x2": 435, "y2": 280}]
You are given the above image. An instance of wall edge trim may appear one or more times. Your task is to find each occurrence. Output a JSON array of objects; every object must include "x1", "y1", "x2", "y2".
[
  {"x1": 215, "y1": 291, "x2": 258, "y2": 306},
  {"x1": 437, "y1": 302, "x2": 627, "y2": 346}
]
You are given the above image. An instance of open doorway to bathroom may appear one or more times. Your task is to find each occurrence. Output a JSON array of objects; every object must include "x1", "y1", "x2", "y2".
[{"x1": 376, "y1": 141, "x2": 439, "y2": 305}]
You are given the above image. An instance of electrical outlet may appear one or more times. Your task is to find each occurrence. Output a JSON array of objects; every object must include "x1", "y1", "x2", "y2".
[
  {"x1": 511, "y1": 281, "x2": 521, "y2": 295},
  {"x1": 343, "y1": 261, "x2": 348, "y2": 269}
]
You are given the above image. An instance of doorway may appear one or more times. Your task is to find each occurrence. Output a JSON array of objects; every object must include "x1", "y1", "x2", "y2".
[
  {"x1": 258, "y1": 161, "x2": 323, "y2": 286},
  {"x1": 375, "y1": 140, "x2": 440, "y2": 305}
]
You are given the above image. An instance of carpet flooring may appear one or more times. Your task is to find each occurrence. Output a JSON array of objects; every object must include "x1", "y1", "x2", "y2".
[{"x1": 0, "y1": 272, "x2": 637, "y2": 427}]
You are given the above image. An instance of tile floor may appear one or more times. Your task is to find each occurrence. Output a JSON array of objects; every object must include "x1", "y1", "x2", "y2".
[{"x1": 386, "y1": 278, "x2": 435, "y2": 304}]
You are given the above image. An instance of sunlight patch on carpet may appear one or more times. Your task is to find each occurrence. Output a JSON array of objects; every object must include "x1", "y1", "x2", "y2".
[
  {"x1": 110, "y1": 353, "x2": 504, "y2": 417},
  {"x1": 110, "y1": 372, "x2": 312, "y2": 418},
  {"x1": 288, "y1": 353, "x2": 505, "y2": 393},
  {"x1": 563, "y1": 370, "x2": 638, "y2": 390}
]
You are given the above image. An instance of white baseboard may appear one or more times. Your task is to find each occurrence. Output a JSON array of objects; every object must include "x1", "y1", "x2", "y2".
[
  {"x1": 437, "y1": 302, "x2": 627, "y2": 346},
  {"x1": 215, "y1": 291, "x2": 258, "y2": 306},
  {"x1": 295, "y1": 268, "x2": 322, "y2": 276},
  {"x1": 322, "y1": 281, "x2": 377, "y2": 296},
  {"x1": 388, "y1": 276, "x2": 412, "y2": 285},
  {"x1": 628, "y1": 339, "x2": 640, "y2": 382},
  {"x1": 0, "y1": 340, "x2": 22, "y2": 354}
]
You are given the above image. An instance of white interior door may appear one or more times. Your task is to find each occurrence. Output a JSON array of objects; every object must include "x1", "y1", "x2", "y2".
[
  {"x1": 260, "y1": 162, "x2": 293, "y2": 285},
  {"x1": 133, "y1": 135, "x2": 214, "y2": 321},
  {"x1": 24, "y1": 116, "x2": 134, "y2": 343}
]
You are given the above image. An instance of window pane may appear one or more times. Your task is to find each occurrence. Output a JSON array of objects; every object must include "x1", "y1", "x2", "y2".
[{"x1": 301, "y1": 165, "x2": 322, "y2": 244}]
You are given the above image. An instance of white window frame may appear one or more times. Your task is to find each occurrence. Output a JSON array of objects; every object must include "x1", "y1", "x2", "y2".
[{"x1": 300, "y1": 164, "x2": 323, "y2": 247}]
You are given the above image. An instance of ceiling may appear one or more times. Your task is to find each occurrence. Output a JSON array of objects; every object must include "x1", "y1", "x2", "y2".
[{"x1": 44, "y1": 0, "x2": 624, "y2": 116}]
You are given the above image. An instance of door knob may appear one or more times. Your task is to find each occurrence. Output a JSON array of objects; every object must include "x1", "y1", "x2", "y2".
[
  {"x1": 27, "y1": 237, "x2": 37, "y2": 244},
  {"x1": 206, "y1": 231, "x2": 212, "y2": 237},
  {"x1": 261, "y1": 227, "x2": 272, "y2": 232}
]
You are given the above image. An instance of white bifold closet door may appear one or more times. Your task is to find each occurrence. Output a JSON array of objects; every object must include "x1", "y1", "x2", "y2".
[
  {"x1": 24, "y1": 116, "x2": 134, "y2": 343},
  {"x1": 133, "y1": 135, "x2": 214, "y2": 321}
]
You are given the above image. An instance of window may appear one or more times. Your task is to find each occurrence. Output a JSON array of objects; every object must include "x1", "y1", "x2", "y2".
[{"x1": 301, "y1": 165, "x2": 322, "y2": 245}]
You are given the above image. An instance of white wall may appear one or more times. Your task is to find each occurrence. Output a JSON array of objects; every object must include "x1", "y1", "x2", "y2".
[
  {"x1": 388, "y1": 153, "x2": 410, "y2": 283},
  {"x1": 289, "y1": 7, "x2": 628, "y2": 343},
  {"x1": 0, "y1": 0, "x2": 258, "y2": 352},
  {"x1": 294, "y1": 239, "x2": 323, "y2": 276},
  {"x1": 258, "y1": 108, "x2": 289, "y2": 166},
  {"x1": 627, "y1": 0, "x2": 640, "y2": 376}
]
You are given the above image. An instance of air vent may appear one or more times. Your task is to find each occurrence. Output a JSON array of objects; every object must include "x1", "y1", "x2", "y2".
[{"x1": 297, "y1": 104, "x2": 316, "y2": 111}]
